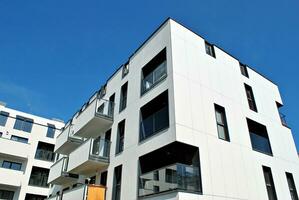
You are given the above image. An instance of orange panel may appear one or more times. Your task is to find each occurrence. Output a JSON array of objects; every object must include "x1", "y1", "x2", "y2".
[{"x1": 87, "y1": 185, "x2": 106, "y2": 200}]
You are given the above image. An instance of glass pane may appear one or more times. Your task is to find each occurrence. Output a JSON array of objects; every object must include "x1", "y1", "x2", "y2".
[
  {"x1": 154, "y1": 106, "x2": 169, "y2": 133},
  {"x1": 217, "y1": 125, "x2": 226, "y2": 139},
  {"x1": 13, "y1": 118, "x2": 23, "y2": 130},
  {"x1": 215, "y1": 111, "x2": 223, "y2": 124},
  {"x1": 11, "y1": 163, "x2": 21, "y2": 171},
  {"x1": 2, "y1": 161, "x2": 11, "y2": 169},
  {"x1": 140, "y1": 115, "x2": 154, "y2": 140},
  {"x1": 250, "y1": 133, "x2": 272, "y2": 154}
]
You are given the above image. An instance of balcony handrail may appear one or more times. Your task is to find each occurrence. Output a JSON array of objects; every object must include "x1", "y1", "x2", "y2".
[
  {"x1": 56, "y1": 123, "x2": 72, "y2": 139},
  {"x1": 89, "y1": 138, "x2": 111, "y2": 159}
]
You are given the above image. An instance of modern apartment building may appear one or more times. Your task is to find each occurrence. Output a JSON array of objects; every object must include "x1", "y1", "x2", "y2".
[
  {"x1": 47, "y1": 18, "x2": 299, "y2": 200},
  {"x1": 0, "y1": 102, "x2": 64, "y2": 200}
]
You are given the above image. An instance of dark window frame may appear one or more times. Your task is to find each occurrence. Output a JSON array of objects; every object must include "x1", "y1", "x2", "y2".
[
  {"x1": 0, "y1": 189, "x2": 14, "y2": 200},
  {"x1": 13, "y1": 115, "x2": 34, "y2": 133},
  {"x1": 214, "y1": 104, "x2": 230, "y2": 142},
  {"x1": 11, "y1": 135, "x2": 29, "y2": 143},
  {"x1": 239, "y1": 62, "x2": 249, "y2": 78},
  {"x1": 286, "y1": 172, "x2": 299, "y2": 200},
  {"x1": 116, "y1": 120, "x2": 125, "y2": 154},
  {"x1": 46, "y1": 124, "x2": 56, "y2": 138},
  {"x1": 205, "y1": 41, "x2": 216, "y2": 58},
  {"x1": 262, "y1": 166, "x2": 277, "y2": 200},
  {"x1": 119, "y1": 82, "x2": 128, "y2": 112},
  {"x1": 244, "y1": 84, "x2": 258, "y2": 112},
  {"x1": 2, "y1": 160, "x2": 22, "y2": 171},
  {"x1": 0, "y1": 111, "x2": 9, "y2": 126},
  {"x1": 112, "y1": 165, "x2": 122, "y2": 200}
]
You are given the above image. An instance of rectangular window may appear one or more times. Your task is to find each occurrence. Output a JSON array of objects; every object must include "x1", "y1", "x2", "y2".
[
  {"x1": 214, "y1": 104, "x2": 230, "y2": 141},
  {"x1": 2, "y1": 160, "x2": 22, "y2": 171},
  {"x1": 122, "y1": 63, "x2": 129, "y2": 78},
  {"x1": 205, "y1": 41, "x2": 216, "y2": 58},
  {"x1": 112, "y1": 165, "x2": 122, "y2": 200},
  {"x1": 262, "y1": 166, "x2": 277, "y2": 200},
  {"x1": 153, "y1": 170, "x2": 159, "y2": 181},
  {"x1": 0, "y1": 190, "x2": 14, "y2": 200},
  {"x1": 247, "y1": 118, "x2": 272, "y2": 155},
  {"x1": 108, "y1": 94, "x2": 115, "y2": 117},
  {"x1": 141, "y1": 48, "x2": 167, "y2": 95},
  {"x1": 116, "y1": 120, "x2": 125, "y2": 154},
  {"x1": 100, "y1": 171, "x2": 108, "y2": 186},
  {"x1": 0, "y1": 111, "x2": 9, "y2": 126},
  {"x1": 35, "y1": 142, "x2": 55, "y2": 162},
  {"x1": 240, "y1": 62, "x2": 249, "y2": 77},
  {"x1": 286, "y1": 172, "x2": 299, "y2": 200},
  {"x1": 244, "y1": 84, "x2": 257, "y2": 112},
  {"x1": 28, "y1": 166, "x2": 50, "y2": 188},
  {"x1": 11, "y1": 135, "x2": 28, "y2": 143},
  {"x1": 119, "y1": 82, "x2": 128, "y2": 112},
  {"x1": 46, "y1": 124, "x2": 56, "y2": 138},
  {"x1": 13, "y1": 115, "x2": 33, "y2": 133},
  {"x1": 25, "y1": 194, "x2": 47, "y2": 200},
  {"x1": 140, "y1": 90, "x2": 169, "y2": 141}
]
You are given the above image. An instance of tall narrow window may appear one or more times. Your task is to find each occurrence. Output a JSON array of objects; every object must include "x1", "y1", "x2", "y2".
[
  {"x1": 29, "y1": 167, "x2": 50, "y2": 188},
  {"x1": 240, "y1": 62, "x2": 249, "y2": 77},
  {"x1": 2, "y1": 160, "x2": 22, "y2": 171},
  {"x1": 214, "y1": 104, "x2": 230, "y2": 141},
  {"x1": 119, "y1": 82, "x2": 128, "y2": 112},
  {"x1": 122, "y1": 63, "x2": 129, "y2": 78},
  {"x1": 141, "y1": 48, "x2": 167, "y2": 95},
  {"x1": 116, "y1": 120, "x2": 125, "y2": 154},
  {"x1": 286, "y1": 172, "x2": 299, "y2": 200},
  {"x1": 244, "y1": 84, "x2": 257, "y2": 112},
  {"x1": 247, "y1": 118, "x2": 272, "y2": 155},
  {"x1": 46, "y1": 124, "x2": 56, "y2": 138},
  {"x1": 205, "y1": 41, "x2": 216, "y2": 58},
  {"x1": 0, "y1": 111, "x2": 9, "y2": 126},
  {"x1": 262, "y1": 166, "x2": 277, "y2": 200},
  {"x1": 13, "y1": 115, "x2": 33, "y2": 133},
  {"x1": 0, "y1": 190, "x2": 14, "y2": 200},
  {"x1": 100, "y1": 171, "x2": 108, "y2": 186},
  {"x1": 108, "y1": 94, "x2": 115, "y2": 117},
  {"x1": 112, "y1": 165, "x2": 122, "y2": 200}
]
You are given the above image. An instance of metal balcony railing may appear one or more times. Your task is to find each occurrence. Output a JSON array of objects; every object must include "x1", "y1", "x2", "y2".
[
  {"x1": 35, "y1": 149, "x2": 55, "y2": 162},
  {"x1": 139, "y1": 163, "x2": 201, "y2": 197}
]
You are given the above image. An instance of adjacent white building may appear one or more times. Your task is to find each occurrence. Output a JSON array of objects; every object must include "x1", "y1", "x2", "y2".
[
  {"x1": 48, "y1": 18, "x2": 299, "y2": 200},
  {"x1": 0, "y1": 102, "x2": 64, "y2": 200}
]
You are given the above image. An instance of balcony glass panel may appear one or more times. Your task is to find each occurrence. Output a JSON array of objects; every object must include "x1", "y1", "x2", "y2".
[
  {"x1": 139, "y1": 163, "x2": 201, "y2": 197},
  {"x1": 250, "y1": 132, "x2": 272, "y2": 155},
  {"x1": 35, "y1": 149, "x2": 55, "y2": 162},
  {"x1": 90, "y1": 138, "x2": 110, "y2": 159}
]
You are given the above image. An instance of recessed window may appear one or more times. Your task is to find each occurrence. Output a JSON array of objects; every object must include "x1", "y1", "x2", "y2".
[
  {"x1": 116, "y1": 120, "x2": 125, "y2": 154},
  {"x1": 141, "y1": 48, "x2": 167, "y2": 95},
  {"x1": 0, "y1": 111, "x2": 9, "y2": 126},
  {"x1": 119, "y1": 82, "x2": 128, "y2": 112},
  {"x1": 0, "y1": 189, "x2": 14, "y2": 200},
  {"x1": 122, "y1": 63, "x2": 129, "y2": 78},
  {"x1": 2, "y1": 160, "x2": 22, "y2": 171},
  {"x1": 244, "y1": 84, "x2": 258, "y2": 112},
  {"x1": 112, "y1": 165, "x2": 122, "y2": 200},
  {"x1": 108, "y1": 93, "x2": 115, "y2": 117},
  {"x1": 100, "y1": 171, "x2": 108, "y2": 186},
  {"x1": 205, "y1": 41, "x2": 216, "y2": 58},
  {"x1": 239, "y1": 62, "x2": 249, "y2": 77},
  {"x1": 25, "y1": 193, "x2": 47, "y2": 200},
  {"x1": 140, "y1": 90, "x2": 169, "y2": 141},
  {"x1": 35, "y1": 142, "x2": 55, "y2": 162},
  {"x1": 262, "y1": 166, "x2": 277, "y2": 200},
  {"x1": 29, "y1": 166, "x2": 50, "y2": 188},
  {"x1": 46, "y1": 124, "x2": 56, "y2": 138},
  {"x1": 13, "y1": 115, "x2": 33, "y2": 133},
  {"x1": 214, "y1": 104, "x2": 230, "y2": 141},
  {"x1": 11, "y1": 135, "x2": 28, "y2": 143},
  {"x1": 247, "y1": 118, "x2": 272, "y2": 155},
  {"x1": 286, "y1": 172, "x2": 298, "y2": 200}
]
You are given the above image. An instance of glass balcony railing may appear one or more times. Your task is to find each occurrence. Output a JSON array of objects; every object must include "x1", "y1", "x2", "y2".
[
  {"x1": 250, "y1": 132, "x2": 272, "y2": 155},
  {"x1": 90, "y1": 138, "x2": 111, "y2": 160},
  {"x1": 29, "y1": 174, "x2": 49, "y2": 188},
  {"x1": 139, "y1": 163, "x2": 201, "y2": 197},
  {"x1": 141, "y1": 61, "x2": 167, "y2": 95},
  {"x1": 35, "y1": 149, "x2": 55, "y2": 162}
]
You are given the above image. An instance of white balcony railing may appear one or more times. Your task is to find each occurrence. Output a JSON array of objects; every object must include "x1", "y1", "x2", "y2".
[
  {"x1": 72, "y1": 97, "x2": 114, "y2": 138},
  {"x1": 48, "y1": 157, "x2": 78, "y2": 185},
  {"x1": 62, "y1": 184, "x2": 106, "y2": 200},
  {"x1": 67, "y1": 138, "x2": 110, "y2": 176},
  {"x1": 54, "y1": 123, "x2": 84, "y2": 155}
]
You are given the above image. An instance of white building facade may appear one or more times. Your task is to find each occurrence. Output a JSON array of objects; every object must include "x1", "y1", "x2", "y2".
[
  {"x1": 48, "y1": 18, "x2": 299, "y2": 200},
  {"x1": 0, "y1": 103, "x2": 64, "y2": 200}
]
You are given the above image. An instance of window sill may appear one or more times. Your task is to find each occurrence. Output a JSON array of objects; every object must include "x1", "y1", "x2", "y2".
[{"x1": 252, "y1": 149, "x2": 273, "y2": 157}]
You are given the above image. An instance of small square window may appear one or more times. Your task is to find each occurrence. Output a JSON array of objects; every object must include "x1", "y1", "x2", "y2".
[
  {"x1": 46, "y1": 124, "x2": 56, "y2": 138},
  {"x1": 240, "y1": 62, "x2": 249, "y2": 77},
  {"x1": 205, "y1": 41, "x2": 216, "y2": 58}
]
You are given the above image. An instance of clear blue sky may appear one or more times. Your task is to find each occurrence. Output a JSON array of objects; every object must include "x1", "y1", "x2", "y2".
[{"x1": 0, "y1": 1, "x2": 298, "y2": 150}]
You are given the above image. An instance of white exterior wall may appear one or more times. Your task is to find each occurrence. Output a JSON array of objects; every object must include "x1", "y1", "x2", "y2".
[
  {"x1": 0, "y1": 104, "x2": 64, "y2": 200},
  {"x1": 49, "y1": 18, "x2": 299, "y2": 200}
]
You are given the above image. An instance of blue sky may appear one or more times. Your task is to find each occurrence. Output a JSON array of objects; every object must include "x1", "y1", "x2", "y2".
[{"x1": 0, "y1": 0, "x2": 298, "y2": 150}]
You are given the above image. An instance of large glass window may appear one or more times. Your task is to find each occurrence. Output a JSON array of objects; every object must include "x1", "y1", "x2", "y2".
[
  {"x1": 35, "y1": 142, "x2": 55, "y2": 162},
  {"x1": 28, "y1": 166, "x2": 49, "y2": 188},
  {"x1": 112, "y1": 165, "x2": 122, "y2": 200},
  {"x1": 0, "y1": 190, "x2": 14, "y2": 200},
  {"x1": 13, "y1": 115, "x2": 33, "y2": 133},
  {"x1": 286, "y1": 172, "x2": 299, "y2": 200},
  {"x1": 247, "y1": 118, "x2": 272, "y2": 155},
  {"x1": 244, "y1": 84, "x2": 257, "y2": 112},
  {"x1": 119, "y1": 82, "x2": 128, "y2": 112},
  {"x1": 140, "y1": 90, "x2": 169, "y2": 141},
  {"x1": 0, "y1": 111, "x2": 9, "y2": 126},
  {"x1": 262, "y1": 166, "x2": 277, "y2": 200},
  {"x1": 141, "y1": 48, "x2": 167, "y2": 95},
  {"x1": 116, "y1": 120, "x2": 125, "y2": 154},
  {"x1": 25, "y1": 193, "x2": 47, "y2": 200},
  {"x1": 2, "y1": 160, "x2": 22, "y2": 171},
  {"x1": 214, "y1": 104, "x2": 230, "y2": 141},
  {"x1": 46, "y1": 124, "x2": 56, "y2": 138}
]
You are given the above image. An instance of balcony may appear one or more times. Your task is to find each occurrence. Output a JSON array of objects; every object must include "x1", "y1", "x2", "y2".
[
  {"x1": 67, "y1": 138, "x2": 110, "y2": 176},
  {"x1": 48, "y1": 157, "x2": 78, "y2": 185},
  {"x1": 0, "y1": 167, "x2": 22, "y2": 187},
  {"x1": 139, "y1": 163, "x2": 201, "y2": 197},
  {"x1": 62, "y1": 184, "x2": 105, "y2": 200},
  {"x1": 54, "y1": 123, "x2": 84, "y2": 155},
  {"x1": 73, "y1": 96, "x2": 114, "y2": 138},
  {"x1": 0, "y1": 136, "x2": 30, "y2": 159}
]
